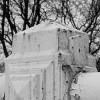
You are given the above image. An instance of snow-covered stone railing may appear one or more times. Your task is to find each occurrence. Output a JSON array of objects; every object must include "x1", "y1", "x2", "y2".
[{"x1": 4, "y1": 21, "x2": 98, "y2": 100}]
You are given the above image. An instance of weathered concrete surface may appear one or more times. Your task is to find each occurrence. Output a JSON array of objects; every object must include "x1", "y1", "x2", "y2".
[
  {"x1": 6, "y1": 61, "x2": 54, "y2": 100},
  {"x1": 1, "y1": 72, "x2": 100, "y2": 100},
  {"x1": 0, "y1": 73, "x2": 5, "y2": 100},
  {"x1": 4, "y1": 21, "x2": 97, "y2": 100},
  {"x1": 7, "y1": 21, "x2": 96, "y2": 67}
]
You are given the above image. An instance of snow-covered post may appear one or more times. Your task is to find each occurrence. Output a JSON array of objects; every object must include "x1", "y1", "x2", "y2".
[{"x1": 4, "y1": 21, "x2": 96, "y2": 100}]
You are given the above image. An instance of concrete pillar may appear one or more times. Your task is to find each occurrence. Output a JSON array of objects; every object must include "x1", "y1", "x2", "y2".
[{"x1": 5, "y1": 21, "x2": 96, "y2": 100}]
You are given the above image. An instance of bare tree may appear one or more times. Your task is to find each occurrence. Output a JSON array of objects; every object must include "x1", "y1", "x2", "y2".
[{"x1": 0, "y1": 0, "x2": 45, "y2": 57}]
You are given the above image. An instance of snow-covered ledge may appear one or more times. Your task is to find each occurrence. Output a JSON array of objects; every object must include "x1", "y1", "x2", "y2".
[{"x1": 4, "y1": 21, "x2": 98, "y2": 100}]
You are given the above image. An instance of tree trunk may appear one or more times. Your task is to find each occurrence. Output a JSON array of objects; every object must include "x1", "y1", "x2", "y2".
[
  {"x1": 1, "y1": 0, "x2": 9, "y2": 57},
  {"x1": 1, "y1": 40, "x2": 9, "y2": 57}
]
